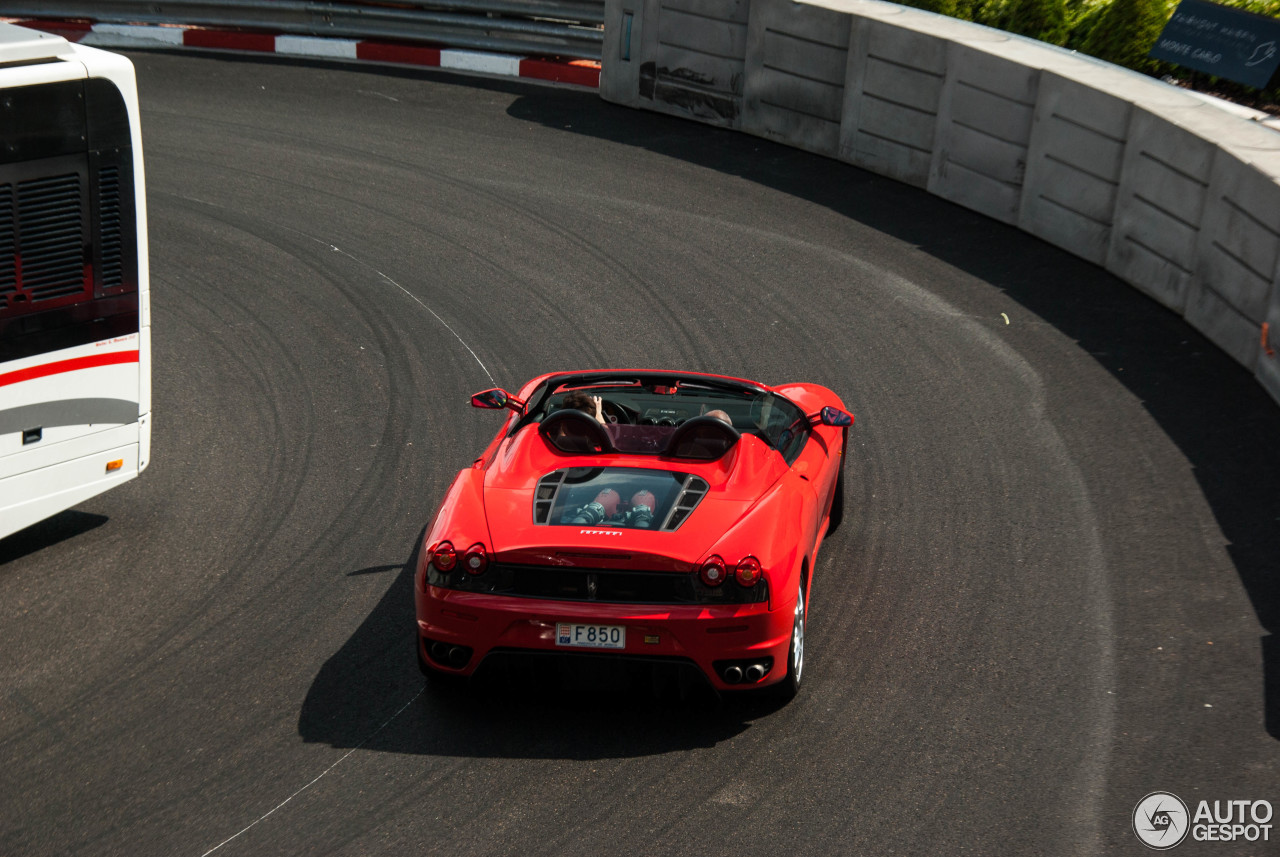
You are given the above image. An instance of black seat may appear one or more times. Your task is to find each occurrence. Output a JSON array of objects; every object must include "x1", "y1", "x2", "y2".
[
  {"x1": 664, "y1": 416, "x2": 740, "y2": 460},
  {"x1": 538, "y1": 410, "x2": 615, "y2": 454}
]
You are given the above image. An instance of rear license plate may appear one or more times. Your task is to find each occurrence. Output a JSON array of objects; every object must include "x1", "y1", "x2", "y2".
[{"x1": 556, "y1": 623, "x2": 625, "y2": 649}]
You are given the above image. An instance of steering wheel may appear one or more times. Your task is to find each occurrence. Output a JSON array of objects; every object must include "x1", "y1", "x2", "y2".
[{"x1": 601, "y1": 400, "x2": 633, "y2": 424}]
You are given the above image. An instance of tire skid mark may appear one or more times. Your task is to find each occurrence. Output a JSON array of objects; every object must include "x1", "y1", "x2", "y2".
[
  {"x1": 147, "y1": 112, "x2": 695, "y2": 367},
  {"x1": 1, "y1": 196, "x2": 455, "y2": 842},
  {"x1": 0, "y1": 206, "x2": 318, "y2": 754},
  {"x1": 150, "y1": 146, "x2": 610, "y2": 375}
]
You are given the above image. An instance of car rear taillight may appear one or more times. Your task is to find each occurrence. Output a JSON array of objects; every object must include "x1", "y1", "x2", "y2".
[
  {"x1": 463, "y1": 543, "x2": 488, "y2": 575},
  {"x1": 431, "y1": 541, "x2": 457, "y2": 572},
  {"x1": 699, "y1": 555, "x2": 727, "y2": 587},
  {"x1": 734, "y1": 556, "x2": 762, "y2": 587}
]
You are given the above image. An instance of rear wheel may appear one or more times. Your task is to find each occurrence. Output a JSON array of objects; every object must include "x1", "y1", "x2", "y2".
[
  {"x1": 773, "y1": 579, "x2": 806, "y2": 701},
  {"x1": 416, "y1": 636, "x2": 432, "y2": 676}
]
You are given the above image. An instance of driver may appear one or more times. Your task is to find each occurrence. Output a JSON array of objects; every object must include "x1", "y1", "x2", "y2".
[{"x1": 562, "y1": 390, "x2": 608, "y2": 425}]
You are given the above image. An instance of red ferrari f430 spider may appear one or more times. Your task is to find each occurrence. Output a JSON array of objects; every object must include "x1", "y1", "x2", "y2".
[{"x1": 415, "y1": 370, "x2": 852, "y2": 700}]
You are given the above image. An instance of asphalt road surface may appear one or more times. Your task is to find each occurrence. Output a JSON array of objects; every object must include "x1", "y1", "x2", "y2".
[{"x1": 2, "y1": 51, "x2": 1278, "y2": 857}]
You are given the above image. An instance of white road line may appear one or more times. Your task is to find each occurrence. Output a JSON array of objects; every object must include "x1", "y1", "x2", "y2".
[
  {"x1": 321, "y1": 241, "x2": 497, "y2": 387},
  {"x1": 199, "y1": 688, "x2": 423, "y2": 857}
]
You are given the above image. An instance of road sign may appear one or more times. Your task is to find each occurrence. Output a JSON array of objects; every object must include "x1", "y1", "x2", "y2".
[{"x1": 1150, "y1": 0, "x2": 1280, "y2": 89}]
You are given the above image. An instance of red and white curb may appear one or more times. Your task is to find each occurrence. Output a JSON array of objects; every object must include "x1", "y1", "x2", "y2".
[{"x1": 6, "y1": 19, "x2": 601, "y2": 88}]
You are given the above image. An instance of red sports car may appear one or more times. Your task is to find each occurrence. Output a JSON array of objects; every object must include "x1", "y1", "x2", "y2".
[{"x1": 414, "y1": 370, "x2": 853, "y2": 699}]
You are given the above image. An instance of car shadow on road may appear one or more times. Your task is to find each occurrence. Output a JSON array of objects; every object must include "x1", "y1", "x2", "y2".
[
  {"x1": 298, "y1": 532, "x2": 776, "y2": 759},
  {"x1": 501, "y1": 91, "x2": 1280, "y2": 739}
]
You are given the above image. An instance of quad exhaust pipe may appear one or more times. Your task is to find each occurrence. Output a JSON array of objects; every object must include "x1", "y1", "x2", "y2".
[
  {"x1": 744, "y1": 663, "x2": 766, "y2": 682},
  {"x1": 723, "y1": 665, "x2": 744, "y2": 684}
]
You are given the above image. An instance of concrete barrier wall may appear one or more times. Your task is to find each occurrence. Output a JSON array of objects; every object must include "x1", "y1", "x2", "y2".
[
  {"x1": 743, "y1": 0, "x2": 851, "y2": 156},
  {"x1": 841, "y1": 18, "x2": 946, "y2": 186},
  {"x1": 1190, "y1": 142, "x2": 1280, "y2": 369},
  {"x1": 601, "y1": 0, "x2": 749, "y2": 124},
  {"x1": 602, "y1": 0, "x2": 1280, "y2": 406},
  {"x1": 1020, "y1": 71, "x2": 1131, "y2": 266}
]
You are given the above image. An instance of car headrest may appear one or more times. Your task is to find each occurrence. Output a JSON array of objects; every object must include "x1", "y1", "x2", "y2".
[
  {"x1": 664, "y1": 416, "x2": 740, "y2": 460},
  {"x1": 538, "y1": 410, "x2": 615, "y2": 455}
]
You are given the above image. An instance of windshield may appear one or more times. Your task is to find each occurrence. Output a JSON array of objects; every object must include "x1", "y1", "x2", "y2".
[{"x1": 522, "y1": 375, "x2": 807, "y2": 454}]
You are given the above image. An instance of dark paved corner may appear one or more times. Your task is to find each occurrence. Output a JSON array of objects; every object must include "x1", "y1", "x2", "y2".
[{"x1": 1, "y1": 51, "x2": 1277, "y2": 857}]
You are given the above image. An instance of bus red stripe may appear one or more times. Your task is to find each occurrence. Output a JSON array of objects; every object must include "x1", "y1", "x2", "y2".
[{"x1": 0, "y1": 351, "x2": 140, "y2": 388}]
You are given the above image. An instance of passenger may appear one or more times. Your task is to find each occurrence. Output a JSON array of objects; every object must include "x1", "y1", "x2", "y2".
[
  {"x1": 562, "y1": 390, "x2": 607, "y2": 425},
  {"x1": 705, "y1": 409, "x2": 732, "y2": 426}
]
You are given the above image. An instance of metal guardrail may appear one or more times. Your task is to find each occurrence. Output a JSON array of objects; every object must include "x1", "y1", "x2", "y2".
[{"x1": 0, "y1": 0, "x2": 605, "y2": 59}]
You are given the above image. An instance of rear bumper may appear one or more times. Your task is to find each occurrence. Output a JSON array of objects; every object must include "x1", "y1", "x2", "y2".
[{"x1": 415, "y1": 581, "x2": 794, "y2": 691}]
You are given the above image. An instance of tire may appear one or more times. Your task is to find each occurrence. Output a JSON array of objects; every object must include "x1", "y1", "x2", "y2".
[
  {"x1": 416, "y1": 635, "x2": 433, "y2": 677},
  {"x1": 773, "y1": 579, "x2": 806, "y2": 701}
]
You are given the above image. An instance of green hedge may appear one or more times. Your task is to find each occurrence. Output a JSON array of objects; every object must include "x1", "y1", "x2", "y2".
[
  {"x1": 1072, "y1": 0, "x2": 1175, "y2": 70},
  {"x1": 892, "y1": 0, "x2": 1279, "y2": 104}
]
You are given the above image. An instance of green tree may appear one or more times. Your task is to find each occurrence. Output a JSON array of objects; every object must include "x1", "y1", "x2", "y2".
[
  {"x1": 1073, "y1": 0, "x2": 1177, "y2": 72},
  {"x1": 1221, "y1": 0, "x2": 1279, "y2": 14},
  {"x1": 894, "y1": 0, "x2": 963, "y2": 17},
  {"x1": 995, "y1": 0, "x2": 1072, "y2": 44}
]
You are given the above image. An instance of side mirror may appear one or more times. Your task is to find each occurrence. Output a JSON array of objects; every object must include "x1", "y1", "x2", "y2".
[
  {"x1": 470, "y1": 388, "x2": 525, "y2": 412},
  {"x1": 470, "y1": 389, "x2": 509, "y2": 409},
  {"x1": 818, "y1": 406, "x2": 854, "y2": 427}
]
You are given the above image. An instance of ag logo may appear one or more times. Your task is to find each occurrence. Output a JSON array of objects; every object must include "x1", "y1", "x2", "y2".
[{"x1": 1134, "y1": 792, "x2": 1190, "y2": 849}]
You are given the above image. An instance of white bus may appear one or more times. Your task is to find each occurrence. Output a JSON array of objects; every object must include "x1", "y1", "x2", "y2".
[{"x1": 0, "y1": 22, "x2": 150, "y2": 540}]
